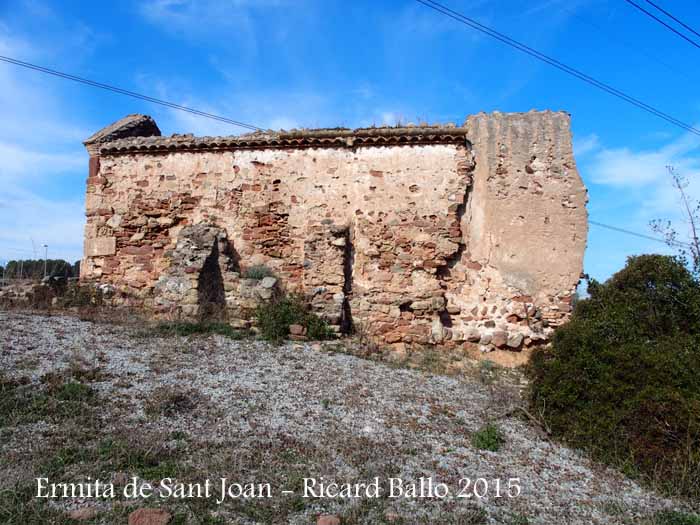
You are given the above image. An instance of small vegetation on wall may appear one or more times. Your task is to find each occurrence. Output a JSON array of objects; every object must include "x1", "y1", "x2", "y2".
[
  {"x1": 255, "y1": 294, "x2": 334, "y2": 342},
  {"x1": 242, "y1": 264, "x2": 276, "y2": 280},
  {"x1": 529, "y1": 254, "x2": 700, "y2": 499}
]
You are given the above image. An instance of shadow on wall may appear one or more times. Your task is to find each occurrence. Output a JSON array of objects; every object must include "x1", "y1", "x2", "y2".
[
  {"x1": 197, "y1": 240, "x2": 226, "y2": 321},
  {"x1": 340, "y1": 227, "x2": 354, "y2": 334},
  {"x1": 154, "y1": 224, "x2": 241, "y2": 322}
]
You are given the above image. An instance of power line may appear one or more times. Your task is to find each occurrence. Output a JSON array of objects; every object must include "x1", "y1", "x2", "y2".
[
  {"x1": 624, "y1": 0, "x2": 700, "y2": 50},
  {"x1": 561, "y1": 6, "x2": 694, "y2": 84},
  {"x1": 0, "y1": 55, "x2": 263, "y2": 132},
  {"x1": 645, "y1": 0, "x2": 700, "y2": 40},
  {"x1": 589, "y1": 220, "x2": 691, "y2": 248},
  {"x1": 0, "y1": 26, "x2": 692, "y2": 259},
  {"x1": 414, "y1": 0, "x2": 700, "y2": 136},
  {"x1": 2, "y1": 222, "x2": 684, "y2": 258}
]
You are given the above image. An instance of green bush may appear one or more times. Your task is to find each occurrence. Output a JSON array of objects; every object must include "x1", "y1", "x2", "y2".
[
  {"x1": 55, "y1": 382, "x2": 95, "y2": 402},
  {"x1": 242, "y1": 264, "x2": 275, "y2": 280},
  {"x1": 529, "y1": 255, "x2": 700, "y2": 499},
  {"x1": 255, "y1": 294, "x2": 334, "y2": 342},
  {"x1": 471, "y1": 423, "x2": 505, "y2": 452}
]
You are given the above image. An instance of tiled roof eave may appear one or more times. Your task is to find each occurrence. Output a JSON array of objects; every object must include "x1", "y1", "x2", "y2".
[{"x1": 98, "y1": 127, "x2": 469, "y2": 155}]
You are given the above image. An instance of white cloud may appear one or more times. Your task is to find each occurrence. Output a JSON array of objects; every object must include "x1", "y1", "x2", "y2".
[
  {"x1": 356, "y1": 110, "x2": 418, "y2": 128},
  {"x1": 380, "y1": 112, "x2": 403, "y2": 126},
  {"x1": 138, "y1": 0, "x2": 293, "y2": 53},
  {"x1": 640, "y1": 169, "x2": 700, "y2": 219},
  {"x1": 573, "y1": 133, "x2": 599, "y2": 157},
  {"x1": 0, "y1": 23, "x2": 90, "y2": 263},
  {"x1": 580, "y1": 130, "x2": 700, "y2": 268},
  {"x1": 267, "y1": 116, "x2": 299, "y2": 131},
  {"x1": 0, "y1": 141, "x2": 85, "y2": 180},
  {"x1": 0, "y1": 183, "x2": 85, "y2": 263},
  {"x1": 146, "y1": 81, "x2": 366, "y2": 135},
  {"x1": 0, "y1": 24, "x2": 92, "y2": 146},
  {"x1": 587, "y1": 131, "x2": 700, "y2": 188},
  {"x1": 590, "y1": 147, "x2": 670, "y2": 186},
  {"x1": 156, "y1": 94, "x2": 321, "y2": 136}
]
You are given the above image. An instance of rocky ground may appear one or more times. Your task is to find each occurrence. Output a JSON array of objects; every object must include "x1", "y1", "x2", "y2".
[{"x1": 0, "y1": 311, "x2": 694, "y2": 524}]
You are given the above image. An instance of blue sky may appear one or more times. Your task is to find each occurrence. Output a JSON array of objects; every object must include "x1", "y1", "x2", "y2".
[{"x1": 1, "y1": 0, "x2": 699, "y2": 281}]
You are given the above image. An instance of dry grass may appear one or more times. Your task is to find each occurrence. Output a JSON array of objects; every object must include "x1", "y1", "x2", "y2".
[{"x1": 1, "y1": 310, "x2": 697, "y2": 524}]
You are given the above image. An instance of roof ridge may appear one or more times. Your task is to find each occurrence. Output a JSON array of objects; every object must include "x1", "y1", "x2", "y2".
[{"x1": 96, "y1": 125, "x2": 469, "y2": 154}]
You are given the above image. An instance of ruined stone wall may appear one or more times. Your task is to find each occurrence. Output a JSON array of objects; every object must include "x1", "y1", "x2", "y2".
[
  {"x1": 82, "y1": 111, "x2": 587, "y2": 363},
  {"x1": 442, "y1": 112, "x2": 588, "y2": 364}
]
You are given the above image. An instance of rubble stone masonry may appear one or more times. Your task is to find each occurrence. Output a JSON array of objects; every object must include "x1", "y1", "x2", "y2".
[{"x1": 82, "y1": 111, "x2": 588, "y2": 364}]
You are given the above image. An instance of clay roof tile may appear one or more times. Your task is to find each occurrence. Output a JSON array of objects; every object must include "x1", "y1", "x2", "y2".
[{"x1": 93, "y1": 116, "x2": 468, "y2": 155}]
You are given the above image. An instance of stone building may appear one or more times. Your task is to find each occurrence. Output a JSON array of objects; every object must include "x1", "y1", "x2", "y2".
[{"x1": 82, "y1": 110, "x2": 587, "y2": 364}]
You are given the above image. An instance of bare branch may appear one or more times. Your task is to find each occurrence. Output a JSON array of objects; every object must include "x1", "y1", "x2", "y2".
[{"x1": 652, "y1": 166, "x2": 700, "y2": 276}]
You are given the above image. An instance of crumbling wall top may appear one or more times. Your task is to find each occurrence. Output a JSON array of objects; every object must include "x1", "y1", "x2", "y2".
[
  {"x1": 87, "y1": 110, "x2": 575, "y2": 156},
  {"x1": 94, "y1": 120, "x2": 469, "y2": 155},
  {"x1": 84, "y1": 114, "x2": 161, "y2": 151}
]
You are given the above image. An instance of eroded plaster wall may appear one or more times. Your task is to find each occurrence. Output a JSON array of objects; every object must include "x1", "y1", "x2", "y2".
[{"x1": 82, "y1": 111, "x2": 587, "y2": 362}]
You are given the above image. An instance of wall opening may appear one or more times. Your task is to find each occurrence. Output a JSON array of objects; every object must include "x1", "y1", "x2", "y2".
[
  {"x1": 340, "y1": 227, "x2": 354, "y2": 334},
  {"x1": 197, "y1": 239, "x2": 226, "y2": 321},
  {"x1": 438, "y1": 308, "x2": 453, "y2": 328}
]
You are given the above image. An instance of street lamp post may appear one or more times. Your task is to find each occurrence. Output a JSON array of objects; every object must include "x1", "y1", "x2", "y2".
[{"x1": 43, "y1": 244, "x2": 48, "y2": 279}]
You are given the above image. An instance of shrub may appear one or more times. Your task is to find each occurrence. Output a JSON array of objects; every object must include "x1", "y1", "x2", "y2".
[
  {"x1": 255, "y1": 294, "x2": 334, "y2": 342},
  {"x1": 471, "y1": 423, "x2": 505, "y2": 452},
  {"x1": 529, "y1": 255, "x2": 700, "y2": 499},
  {"x1": 54, "y1": 382, "x2": 95, "y2": 402},
  {"x1": 242, "y1": 264, "x2": 275, "y2": 280}
]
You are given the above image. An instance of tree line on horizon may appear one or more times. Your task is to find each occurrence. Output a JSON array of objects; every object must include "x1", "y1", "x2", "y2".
[{"x1": 0, "y1": 259, "x2": 80, "y2": 280}]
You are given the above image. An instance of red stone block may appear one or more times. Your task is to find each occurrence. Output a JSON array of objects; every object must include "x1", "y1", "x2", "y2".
[
  {"x1": 88, "y1": 155, "x2": 100, "y2": 178},
  {"x1": 121, "y1": 246, "x2": 153, "y2": 255}
]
